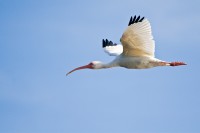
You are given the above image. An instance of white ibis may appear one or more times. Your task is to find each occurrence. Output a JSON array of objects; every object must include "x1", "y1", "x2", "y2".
[{"x1": 67, "y1": 15, "x2": 186, "y2": 76}]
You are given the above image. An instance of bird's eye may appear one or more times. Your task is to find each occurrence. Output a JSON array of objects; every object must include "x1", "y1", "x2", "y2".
[{"x1": 89, "y1": 62, "x2": 93, "y2": 65}]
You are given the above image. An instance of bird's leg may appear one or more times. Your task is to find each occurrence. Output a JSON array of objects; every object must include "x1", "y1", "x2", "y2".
[
  {"x1": 169, "y1": 62, "x2": 187, "y2": 66},
  {"x1": 153, "y1": 61, "x2": 186, "y2": 67}
]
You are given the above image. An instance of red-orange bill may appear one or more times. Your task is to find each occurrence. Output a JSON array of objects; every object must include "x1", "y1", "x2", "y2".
[{"x1": 66, "y1": 64, "x2": 93, "y2": 76}]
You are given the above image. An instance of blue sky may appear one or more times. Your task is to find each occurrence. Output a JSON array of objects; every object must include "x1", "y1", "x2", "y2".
[{"x1": 0, "y1": 0, "x2": 200, "y2": 133}]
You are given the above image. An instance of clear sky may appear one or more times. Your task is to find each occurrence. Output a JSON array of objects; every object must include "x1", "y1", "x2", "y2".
[{"x1": 0, "y1": 0, "x2": 200, "y2": 133}]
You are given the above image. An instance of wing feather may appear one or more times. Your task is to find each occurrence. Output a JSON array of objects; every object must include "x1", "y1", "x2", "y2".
[
  {"x1": 120, "y1": 16, "x2": 155, "y2": 57},
  {"x1": 102, "y1": 39, "x2": 123, "y2": 56}
]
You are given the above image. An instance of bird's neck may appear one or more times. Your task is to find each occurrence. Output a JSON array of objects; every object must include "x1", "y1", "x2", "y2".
[{"x1": 100, "y1": 62, "x2": 118, "y2": 69}]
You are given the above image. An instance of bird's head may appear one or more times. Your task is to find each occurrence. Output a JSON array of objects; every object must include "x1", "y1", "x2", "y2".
[{"x1": 66, "y1": 61, "x2": 104, "y2": 76}]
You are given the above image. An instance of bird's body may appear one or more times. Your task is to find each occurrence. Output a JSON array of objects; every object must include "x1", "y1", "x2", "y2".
[
  {"x1": 67, "y1": 15, "x2": 186, "y2": 76},
  {"x1": 90, "y1": 56, "x2": 165, "y2": 70},
  {"x1": 114, "y1": 55, "x2": 162, "y2": 69}
]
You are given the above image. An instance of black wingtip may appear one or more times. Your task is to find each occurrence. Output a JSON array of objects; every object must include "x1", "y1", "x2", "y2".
[
  {"x1": 135, "y1": 16, "x2": 140, "y2": 22},
  {"x1": 102, "y1": 39, "x2": 117, "y2": 48},
  {"x1": 102, "y1": 39, "x2": 106, "y2": 48},
  {"x1": 128, "y1": 15, "x2": 145, "y2": 26},
  {"x1": 128, "y1": 16, "x2": 133, "y2": 26},
  {"x1": 139, "y1": 17, "x2": 145, "y2": 22}
]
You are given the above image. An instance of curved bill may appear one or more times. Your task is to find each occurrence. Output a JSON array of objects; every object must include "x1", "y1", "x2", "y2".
[{"x1": 66, "y1": 63, "x2": 93, "y2": 76}]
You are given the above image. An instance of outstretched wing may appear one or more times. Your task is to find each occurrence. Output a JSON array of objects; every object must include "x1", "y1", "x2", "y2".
[
  {"x1": 102, "y1": 39, "x2": 123, "y2": 56},
  {"x1": 120, "y1": 15, "x2": 155, "y2": 57}
]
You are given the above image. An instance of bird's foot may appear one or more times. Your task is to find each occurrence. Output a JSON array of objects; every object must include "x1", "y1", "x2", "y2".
[{"x1": 169, "y1": 62, "x2": 187, "y2": 66}]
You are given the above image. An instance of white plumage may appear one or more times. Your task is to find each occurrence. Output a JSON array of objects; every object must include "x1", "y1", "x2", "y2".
[
  {"x1": 103, "y1": 44, "x2": 123, "y2": 56},
  {"x1": 67, "y1": 15, "x2": 186, "y2": 76}
]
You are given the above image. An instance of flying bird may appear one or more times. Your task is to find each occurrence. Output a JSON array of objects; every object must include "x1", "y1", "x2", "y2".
[{"x1": 67, "y1": 15, "x2": 186, "y2": 76}]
